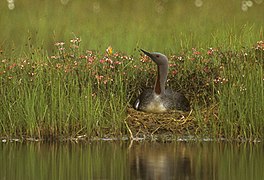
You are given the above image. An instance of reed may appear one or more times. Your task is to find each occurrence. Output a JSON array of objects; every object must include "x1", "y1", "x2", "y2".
[
  {"x1": 0, "y1": 42, "x2": 130, "y2": 138},
  {"x1": 218, "y1": 47, "x2": 264, "y2": 140}
]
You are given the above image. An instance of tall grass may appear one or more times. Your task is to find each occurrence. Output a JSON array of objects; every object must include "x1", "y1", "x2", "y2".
[
  {"x1": 1, "y1": 38, "x2": 263, "y2": 140},
  {"x1": 0, "y1": 42, "x2": 129, "y2": 138},
  {"x1": 218, "y1": 47, "x2": 264, "y2": 140}
]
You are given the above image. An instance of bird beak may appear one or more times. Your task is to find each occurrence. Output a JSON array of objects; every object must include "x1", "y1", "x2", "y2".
[{"x1": 140, "y1": 49, "x2": 153, "y2": 59}]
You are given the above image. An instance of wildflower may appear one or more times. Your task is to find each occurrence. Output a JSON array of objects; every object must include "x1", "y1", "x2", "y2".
[
  {"x1": 70, "y1": 38, "x2": 81, "y2": 44},
  {"x1": 240, "y1": 84, "x2": 247, "y2": 92},
  {"x1": 171, "y1": 70, "x2": 178, "y2": 75},
  {"x1": 95, "y1": 75, "x2": 103, "y2": 81},
  {"x1": 54, "y1": 42, "x2": 65, "y2": 46},
  {"x1": 88, "y1": 57, "x2": 95, "y2": 64},
  {"x1": 222, "y1": 78, "x2": 228, "y2": 83},
  {"x1": 120, "y1": 55, "x2": 129, "y2": 60},
  {"x1": 207, "y1": 48, "x2": 214, "y2": 55},
  {"x1": 213, "y1": 77, "x2": 228, "y2": 84},
  {"x1": 140, "y1": 55, "x2": 151, "y2": 63},
  {"x1": 114, "y1": 61, "x2": 122, "y2": 65},
  {"x1": 106, "y1": 46, "x2": 113, "y2": 55},
  {"x1": 192, "y1": 48, "x2": 201, "y2": 55},
  {"x1": 99, "y1": 59, "x2": 105, "y2": 63},
  {"x1": 55, "y1": 63, "x2": 62, "y2": 69},
  {"x1": 74, "y1": 61, "x2": 78, "y2": 66},
  {"x1": 105, "y1": 58, "x2": 113, "y2": 64},
  {"x1": 169, "y1": 63, "x2": 177, "y2": 67},
  {"x1": 7, "y1": 63, "x2": 16, "y2": 70},
  {"x1": 79, "y1": 55, "x2": 86, "y2": 59},
  {"x1": 177, "y1": 56, "x2": 183, "y2": 61},
  {"x1": 255, "y1": 40, "x2": 264, "y2": 50},
  {"x1": 30, "y1": 72, "x2": 36, "y2": 76}
]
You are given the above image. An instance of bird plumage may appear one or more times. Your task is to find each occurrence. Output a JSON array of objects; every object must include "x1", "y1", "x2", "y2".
[{"x1": 133, "y1": 49, "x2": 190, "y2": 113}]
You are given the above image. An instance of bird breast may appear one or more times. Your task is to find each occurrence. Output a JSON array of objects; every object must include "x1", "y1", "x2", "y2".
[{"x1": 144, "y1": 94, "x2": 167, "y2": 113}]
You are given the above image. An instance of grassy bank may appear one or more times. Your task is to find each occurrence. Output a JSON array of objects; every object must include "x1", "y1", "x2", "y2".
[
  {"x1": 0, "y1": 39, "x2": 263, "y2": 140},
  {"x1": 0, "y1": 0, "x2": 264, "y2": 141}
]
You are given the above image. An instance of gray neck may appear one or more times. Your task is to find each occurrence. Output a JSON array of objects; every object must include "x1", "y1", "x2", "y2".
[{"x1": 154, "y1": 64, "x2": 168, "y2": 95}]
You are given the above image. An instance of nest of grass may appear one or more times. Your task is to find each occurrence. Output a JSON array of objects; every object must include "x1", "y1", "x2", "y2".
[{"x1": 125, "y1": 105, "x2": 219, "y2": 139}]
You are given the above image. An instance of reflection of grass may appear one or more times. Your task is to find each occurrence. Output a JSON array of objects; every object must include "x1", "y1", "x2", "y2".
[{"x1": 0, "y1": 38, "x2": 263, "y2": 140}]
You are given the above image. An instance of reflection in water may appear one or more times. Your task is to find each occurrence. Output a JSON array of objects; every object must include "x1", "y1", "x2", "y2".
[
  {"x1": 129, "y1": 142, "x2": 217, "y2": 180},
  {"x1": 0, "y1": 141, "x2": 263, "y2": 180}
]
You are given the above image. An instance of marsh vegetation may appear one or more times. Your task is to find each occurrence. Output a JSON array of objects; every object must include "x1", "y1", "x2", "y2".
[{"x1": 0, "y1": 0, "x2": 263, "y2": 141}]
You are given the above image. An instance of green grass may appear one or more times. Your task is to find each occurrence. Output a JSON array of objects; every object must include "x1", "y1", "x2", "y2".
[
  {"x1": 1, "y1": 0, "x2": 263, "y2": 53},
  {"x1": 218, "y1": 48, "x2": 264, "y2": 140},
  {"x1": 0, "y1": 0, "x2": 264, "y2": 140},
  {"x1": 0, "y1": 47, "x2": 129, "y2": 138}
]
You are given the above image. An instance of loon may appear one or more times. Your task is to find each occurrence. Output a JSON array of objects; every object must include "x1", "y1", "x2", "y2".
[{"x1": 133, "y1": 49, "x2": 190, "y2": 113}]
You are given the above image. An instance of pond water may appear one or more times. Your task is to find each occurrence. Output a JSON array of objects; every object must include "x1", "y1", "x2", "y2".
[{"x1": 1, "y1": 141, "x2": 263, "y2": 180}]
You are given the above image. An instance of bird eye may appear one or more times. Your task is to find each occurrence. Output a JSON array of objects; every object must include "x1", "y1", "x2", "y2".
[{"x1": 156, "y1": 55, "x2": 160, "y2": 58}]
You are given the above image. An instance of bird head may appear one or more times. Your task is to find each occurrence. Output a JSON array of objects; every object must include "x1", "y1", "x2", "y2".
[{"x1": 140, "y1": 49, "x2": 168, "y2": 66}]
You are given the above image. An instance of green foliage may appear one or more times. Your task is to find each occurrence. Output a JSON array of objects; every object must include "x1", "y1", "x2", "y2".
[{"x1": 218, "y1": 47, "x2": 264, "y2": 140}]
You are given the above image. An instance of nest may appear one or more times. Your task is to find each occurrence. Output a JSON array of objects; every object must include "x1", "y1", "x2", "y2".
[{"x1": 125, "y1": 108, "x2": 200, "y2": 139}]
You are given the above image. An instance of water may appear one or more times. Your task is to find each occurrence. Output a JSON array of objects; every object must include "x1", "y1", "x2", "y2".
[{"x1": 1, "y1": 141, "x2": 263, "y2": 180}]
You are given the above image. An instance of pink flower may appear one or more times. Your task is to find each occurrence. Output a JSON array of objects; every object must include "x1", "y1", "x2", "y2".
[
  {"x1": 7, "y1": 63, "x2": 16, "y2": 70},
  {"x1": 88, "y1": 57, "x2": 95, "y2": 64},
  {"x1": 95, "y1": 75, "x2": 103, "y2": 80},
  {"x1": 207, "y1": 48, "x2": 214, "y2": 55},
  {"x1": 192, "y1": 48, "x2": 201, "y2": 55},
  {"x1": 114, "y1": 61, "x2": 122, "y2": 65},
  {"x1": 99, "y1": 59, "x2": 105, "y2": 63},
  {"x1": 106, "y1": 58, "x2": 113, "y2": 64},
  {"x1": 172, "y1": 70, "x2": 178, "y2": 75},
  {"x1": 194, "y1": 51, "x2": 201, "y2": 55}
]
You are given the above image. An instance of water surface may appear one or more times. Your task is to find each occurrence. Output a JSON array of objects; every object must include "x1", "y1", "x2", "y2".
[{"x1": 1, "y1": 141, "x2": 263, "y2": 180}]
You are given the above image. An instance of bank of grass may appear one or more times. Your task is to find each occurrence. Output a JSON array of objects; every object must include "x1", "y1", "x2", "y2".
[
  {"x1": 218, "y1": 46, "x2": 264, "y2": 140},
  {"x1": 1, "y1": 0, "x2": 264, "y2": 141},
  {"x1": 0, "y1": 43, "x2": 128, "y2": 139},
  {"x1": 0, "y1": 38, "x2": 263, "y2": 141}
]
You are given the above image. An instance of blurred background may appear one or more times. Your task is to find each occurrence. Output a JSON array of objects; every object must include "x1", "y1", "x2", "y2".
[{"x1": 1, "y1": 0, "x2": 264, "y2": 54}]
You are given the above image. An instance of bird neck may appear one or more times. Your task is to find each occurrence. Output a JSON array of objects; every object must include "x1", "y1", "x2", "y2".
[{"x1": 154, "y1": 64, "x2": 167, "y2": 95}]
